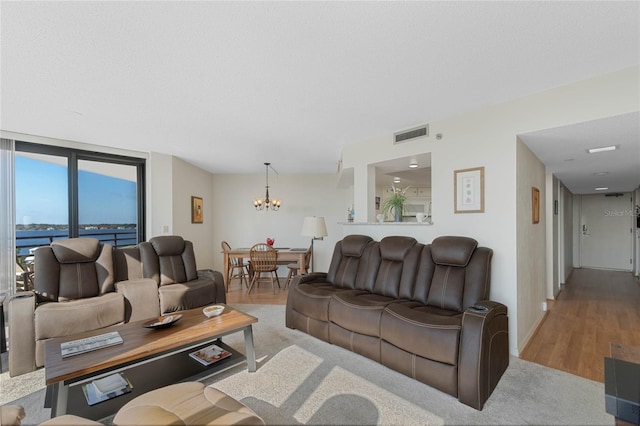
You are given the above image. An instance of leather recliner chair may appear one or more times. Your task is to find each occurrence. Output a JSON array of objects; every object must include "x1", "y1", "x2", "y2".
[
  {"x1": 9, "y1": 238, "x2": 125, "y2": 376},
  {"x1": 138, "y1": 235, "x2": 223, "y2": 314}
]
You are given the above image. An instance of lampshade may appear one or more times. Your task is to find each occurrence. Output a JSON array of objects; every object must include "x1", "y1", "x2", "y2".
[{"x1": 301, "y1": 216, "x2": 328, "y2": 238}]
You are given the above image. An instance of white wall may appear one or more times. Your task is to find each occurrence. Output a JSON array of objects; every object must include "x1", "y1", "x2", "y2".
[
  {"x1": 545, "y1": 174, "x2": 559, "y2": 300},
  {"x1": 561, "y1": 183, "x2": 574, "y2": 284},
  {"x1": 340, "y1": 66, "x2": 639, "y2": 356},
  {"x1": 147, "y1": 152, "x2": 173, "y2": 239},
  {"x1": 211, "y1": 173, "x2": 349, "y2": 274}
]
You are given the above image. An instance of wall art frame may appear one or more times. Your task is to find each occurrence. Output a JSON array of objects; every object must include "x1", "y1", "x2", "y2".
[
  {"x1": 191, "y1": 196, "x2": 203, "y2": 224},
  {"x1": 532, "y1": 187, "x2": 540, "y2": 224},
  {"x1": 454, "y1": 166, "x2": 485, "y2": 213}
]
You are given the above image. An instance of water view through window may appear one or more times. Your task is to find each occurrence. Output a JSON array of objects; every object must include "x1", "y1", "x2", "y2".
[{"x1": 16, "y1": 150, "x2": 140, "y2": 258}]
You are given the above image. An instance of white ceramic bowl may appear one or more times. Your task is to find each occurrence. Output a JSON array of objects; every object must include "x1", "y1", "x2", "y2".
[{"x1": 203, "y1": 304, "x2": 225, "y2": 318}]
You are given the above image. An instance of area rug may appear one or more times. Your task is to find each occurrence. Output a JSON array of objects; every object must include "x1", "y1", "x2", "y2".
[{"x1": 1, "y1": 304, "x2": 614, "y2": 425}]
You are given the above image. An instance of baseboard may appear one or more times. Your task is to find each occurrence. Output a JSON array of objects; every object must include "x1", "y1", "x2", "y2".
[{"x1": 518, "y1": 310, "x2": 549, "y2": 357}]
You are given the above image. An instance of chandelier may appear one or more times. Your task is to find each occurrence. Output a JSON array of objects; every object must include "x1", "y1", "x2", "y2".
[{"x1": 254, "y1": 162, "x2": 281, "y2": 211}]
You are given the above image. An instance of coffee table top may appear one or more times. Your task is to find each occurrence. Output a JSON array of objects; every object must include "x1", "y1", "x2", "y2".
[{"x1": 45, "y1": 304, "x2": 257, "y2": 385}]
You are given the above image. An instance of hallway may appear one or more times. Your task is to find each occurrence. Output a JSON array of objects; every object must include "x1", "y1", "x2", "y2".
[{"x1": 520, "y1": 268, "x2": 640, "y2": 383}]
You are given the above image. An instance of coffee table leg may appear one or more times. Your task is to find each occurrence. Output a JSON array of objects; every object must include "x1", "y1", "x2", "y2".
[
  {"x1": 243, "y1": 325, "x2": 256, "y2": 372},
  {"x1": 51, "y1": 382, "x2": 68, "y2": 417}
]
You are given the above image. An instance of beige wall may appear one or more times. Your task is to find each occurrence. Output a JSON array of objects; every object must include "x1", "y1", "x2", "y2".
[
  {"x1": 171, "y1": 156, "x2": 216, "y2": 270},
  {"x1": 516, "y1": 139, "x2": 547, "y2": 354},
  {"x1": 210, "y1": 173, "x2": 350, "y2": 275}
]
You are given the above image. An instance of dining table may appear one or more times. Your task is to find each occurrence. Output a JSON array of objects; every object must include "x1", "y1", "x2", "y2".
[{"x1": 222, "y1": 247, "x2": 309, "y2": 290}]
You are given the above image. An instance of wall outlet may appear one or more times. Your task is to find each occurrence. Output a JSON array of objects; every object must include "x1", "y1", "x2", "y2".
[
  {"x1": 163, "y1": 225, "x2": 169, "y2": 233},
  {"x1": 541, "y1": 301, "x2": 548, "y2": 312}
]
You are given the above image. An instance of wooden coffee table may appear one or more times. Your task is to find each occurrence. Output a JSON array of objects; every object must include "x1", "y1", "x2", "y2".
[{"x1": 44, "y1": 304, "x2": 257, "y2": 420}]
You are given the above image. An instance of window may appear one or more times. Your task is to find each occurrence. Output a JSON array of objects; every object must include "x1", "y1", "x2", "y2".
[{"x1": 15, "y1": 142, "x2": 145, "y2": 260}]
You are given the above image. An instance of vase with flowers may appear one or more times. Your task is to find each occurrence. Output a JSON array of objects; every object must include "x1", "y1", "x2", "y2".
[{"x1": 382, "y1": 184, "x2": 410, "y2": 222}]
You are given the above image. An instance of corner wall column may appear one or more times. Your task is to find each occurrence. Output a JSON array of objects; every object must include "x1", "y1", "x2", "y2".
[{"x1": 353, "y1": 164, "x2": 376, "y2": 223}]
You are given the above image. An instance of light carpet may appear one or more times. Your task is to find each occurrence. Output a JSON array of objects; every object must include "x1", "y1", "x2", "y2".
[{"x1": 1, "y1": 304, "x2": 614, "y2": 425}]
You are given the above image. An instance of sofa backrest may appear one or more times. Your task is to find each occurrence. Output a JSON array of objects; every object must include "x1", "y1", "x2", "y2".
[
  {"x1": 113, "y1": 246, "x2": 145, "y2": 282},
  {"x1": 359, "y1": 236, "x2": 423, "y2": 299},
  {"x1": 34, "y1": 238, "x2": 115, "y2": 302},
  {"x1": 139, "y1": 235, "x2": 198, "y2": 286},
  {"x1": 414, "y1": 236, "x2": 492, "y2": 312},
  {"x1": 325, "y1": 234, "x2": 375, "y2": 289}
]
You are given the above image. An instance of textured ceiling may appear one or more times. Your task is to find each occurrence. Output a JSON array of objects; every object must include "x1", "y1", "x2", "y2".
[{"x1": 1, "y1": 1, "x2": 638, "y2": 184}]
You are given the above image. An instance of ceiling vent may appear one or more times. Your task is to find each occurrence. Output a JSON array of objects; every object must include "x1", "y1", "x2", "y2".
[{"x1": 394, "y1": 125, "x2": 429, "y2": 144}]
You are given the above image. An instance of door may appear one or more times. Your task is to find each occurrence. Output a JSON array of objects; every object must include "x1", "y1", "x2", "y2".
[{"x1": 579, "y1": 193, "x2": 633, "y2": 271}]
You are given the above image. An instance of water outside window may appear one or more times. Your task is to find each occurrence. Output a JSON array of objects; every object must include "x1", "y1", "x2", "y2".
[
  {"x1": 15, "y1": 152, "x2": 69, "y2": 258},
  {"x1": 78, "y1": 159, "x2": 138, "y2": 248}
]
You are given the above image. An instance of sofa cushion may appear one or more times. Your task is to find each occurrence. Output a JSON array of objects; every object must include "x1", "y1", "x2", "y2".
[
  {"x1": 35, "y1": 292, "x2": 124, "y2": 341},
  {"x1": 289, "y1": 283, "x2": 351, "y2": 322},
  {"x1": 35, "y1": 239, "x2": 115, "y2": 302},
  {"x1": 150, "y1": 235, "x2": 186, "y2": 256},
  {"x1": 381, "y1": 301, "x2": 462, "y2": 366},
  {"x1": 113, "y1": 382, "x2": 265, "y2": 426},
  {"x1": 51, "y1": 238, "x2": 101, "y2": 263},
  {"x1": 325, "y1": 235, "x2": 374, "y2": 289},
  {"x1": 144, "y1": 237, "x2": 198, "y2": 285},
  {"x1": 158, "y1": 278, "x2": 217, "y2": 313},
  {"x1": 330, "y1": 290, "x2": 400, "y2": 337},
  {"x1": 431, "y1": 236, "x2": 477, "y2": 267},
  {"x1": 114, "y1": 247, "x2": 145, "y2": 282}
]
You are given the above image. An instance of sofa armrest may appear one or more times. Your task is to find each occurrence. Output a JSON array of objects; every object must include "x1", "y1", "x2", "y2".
[
  {"x1": 458, "y1": 300, "x2": 509, "y2": 410},
  {"x1": 289, "y1": 272, "x2": 328, "y2": 290},
  {"x1": 198, "y1": 269, "x2": 226, "y2": 304},
  {"x1": 115, "y1": 279, "x2": 160, "y2": 322},
  {"x1": 8, "y1": 292, "x2": 36, "y2": 377}
]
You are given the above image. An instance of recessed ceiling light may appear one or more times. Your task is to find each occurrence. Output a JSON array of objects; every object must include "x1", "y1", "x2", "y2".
[
  {"x1": 587, "y1": 145, "x2": 618, "y2": 154},
  {"x1": 393, "y1": 177, "x2": 401, "y2": 183},
  {"x1": 595, "y1": 187, "x2": 609, "y2": 191},
  {"x1": 409, "y1": 159, "x2": 418, "y2": 168}
]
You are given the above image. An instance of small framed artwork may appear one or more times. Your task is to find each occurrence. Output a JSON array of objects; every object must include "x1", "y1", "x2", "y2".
[
  {"x1": 191, "y1": 196, "x2": 203, "y2": 224},
  {"x1": 375, "y1": 196, "x2": 381, "y2": 210},
  {"x1": 454, "y1": 167, "x2": 485, "y2": 213},
  {"x1": 532, "y1": 187, "x2": 540, "y2": 224}
]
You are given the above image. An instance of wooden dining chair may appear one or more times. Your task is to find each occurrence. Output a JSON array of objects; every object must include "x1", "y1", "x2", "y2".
[
  {"x1": 285, "y1": 245, "x2": 312, "y2": 289},
  {"x1": 221, "y1": 241, "x2": 250, "y2": 290},
  {"x1": 248, "y1": 243, "x2": 280, "y2": 294}
]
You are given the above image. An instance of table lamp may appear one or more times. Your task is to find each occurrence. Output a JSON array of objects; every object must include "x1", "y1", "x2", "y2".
[{"x1": 301, "y1": 216, "x2": 328, "y2": 273}]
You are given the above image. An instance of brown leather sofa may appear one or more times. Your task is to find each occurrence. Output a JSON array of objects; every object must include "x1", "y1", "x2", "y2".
[
  {"x1": 286, "y1": 234, "x2": 509, "y2": 410},
  {"x1": 9, "y1": 236, "x2": 225, "y2": 377}
]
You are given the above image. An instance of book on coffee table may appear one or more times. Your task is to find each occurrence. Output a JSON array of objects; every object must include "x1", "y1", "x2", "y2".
[
  {"x1": 189, "y1": 344, "x2": 231, "y2": 366},
  {"x1": 82, "y1": 373, "x2": 132, "y2": 406}
]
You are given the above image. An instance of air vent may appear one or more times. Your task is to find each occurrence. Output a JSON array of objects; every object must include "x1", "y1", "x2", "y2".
[{"x1": 394, "y1": 125, "x2": 428, "y2": 144}]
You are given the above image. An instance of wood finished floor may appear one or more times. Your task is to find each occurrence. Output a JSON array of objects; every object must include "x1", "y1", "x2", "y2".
[
  {"x1": 225, "y1": 277, "x2": 289, "y2": 305},
  {"x1": 225, "y1": 268, "x2": 640, "y2": 384},
  {"x1": 520, "y1": 268, "x2": 640, "y2": 383}
]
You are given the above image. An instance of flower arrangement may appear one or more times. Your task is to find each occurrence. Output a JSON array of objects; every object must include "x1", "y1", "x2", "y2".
[{"x1": 381, "y1": 184, "x2": 410, "y2": 222}]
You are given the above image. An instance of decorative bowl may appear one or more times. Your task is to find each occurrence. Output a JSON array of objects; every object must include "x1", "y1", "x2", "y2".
[
  {"x1": 143, "y1": 314, "x2": 182, "y2": 329},
  {"x1": 203, "y1": 304, "x2": 225, "y2": 318}
]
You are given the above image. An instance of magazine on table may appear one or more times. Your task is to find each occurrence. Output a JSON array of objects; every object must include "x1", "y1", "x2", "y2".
[
  {"x1": 189, "y1": 344, "x2": 232, "y2": 366},
  {"x1": 82, "y1": 373, "x2": 132, "y2": 406},
  {"x1": 61, "y1": 331, "x2": 123, "y2": 358}
]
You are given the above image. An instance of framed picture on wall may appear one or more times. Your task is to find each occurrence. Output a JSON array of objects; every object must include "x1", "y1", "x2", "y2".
[
  {"x1": 191, "y1": 196, "x2": 203, "y2": 223},
  {"x1": 532, "y1": 187, "x2": 540, "y2": 224},
  {"x1": 454, "y1": 167, "x2": 485, "y2": 213}
]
